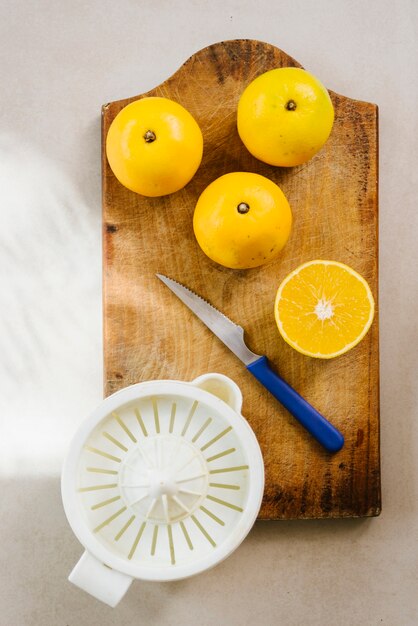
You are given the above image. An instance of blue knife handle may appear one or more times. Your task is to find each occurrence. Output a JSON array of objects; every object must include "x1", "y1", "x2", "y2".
[{"x1": 247, "y1": 356, "x2": 344, "y2": 453}]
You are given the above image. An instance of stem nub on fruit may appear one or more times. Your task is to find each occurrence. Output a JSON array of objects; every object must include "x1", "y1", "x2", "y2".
[
  {"x1": 285, "y1": 100, "x2": 297, "y2": 111},
  {"x1": 143, "y1": 130, "x2": 156, "y2": 143},
  {"x1": 237, "y1": 202, "x2": 250, "y2": 214}
]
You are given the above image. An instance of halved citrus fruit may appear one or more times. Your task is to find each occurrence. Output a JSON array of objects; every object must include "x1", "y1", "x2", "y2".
[{"x1": 274, "y1": 260, "x2": 375, "y2": 358}]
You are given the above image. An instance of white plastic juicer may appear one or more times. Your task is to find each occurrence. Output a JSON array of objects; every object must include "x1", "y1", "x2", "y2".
[{"x1": 61, "y1": 373, "x2": 264, "y2": 606}]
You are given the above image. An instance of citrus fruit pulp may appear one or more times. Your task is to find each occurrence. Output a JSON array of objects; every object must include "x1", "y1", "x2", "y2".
[
  {"x1": 274, "y1": 260, "x2": 375, "y2": 358},
  {"x1": 193, "y1": 172, "x2": 292, "y2": 269},
  {"x1": 106, "y1": 96, "x2": 203, "y2": 197},
  {"x1": 237, "y1": 67, "x2": 334, "y2": 167}
]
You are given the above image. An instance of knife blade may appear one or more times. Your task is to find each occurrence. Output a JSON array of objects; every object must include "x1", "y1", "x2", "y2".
[{"x1": 156, "y1": 273, "x2": 344, "y2": 453}]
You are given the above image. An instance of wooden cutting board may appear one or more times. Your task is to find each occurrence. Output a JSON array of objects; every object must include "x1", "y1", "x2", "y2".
[{"x1": 101, "y1": 39, "x2": 380, "y2": 520}]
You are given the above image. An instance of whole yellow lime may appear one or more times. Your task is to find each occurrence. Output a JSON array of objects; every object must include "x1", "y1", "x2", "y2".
[
  {"x1": 193, "y1": 172, "x2": 292, "y2": 269},
  {"x1": 237, "y1": 68, "x2": 334, "y2": 167},
  {"x1": 106, "y1": 97, "x2": 203, "y2": 197}
]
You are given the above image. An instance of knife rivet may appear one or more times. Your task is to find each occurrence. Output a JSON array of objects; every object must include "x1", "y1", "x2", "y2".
[{"x1": 237, "y1": 202, "x2": 250, "y2": 214}]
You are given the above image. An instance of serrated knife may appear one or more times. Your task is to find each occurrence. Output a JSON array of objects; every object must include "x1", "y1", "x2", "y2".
[{"x1": 156, "y1": 274, "x2": 344, "y2": 453}]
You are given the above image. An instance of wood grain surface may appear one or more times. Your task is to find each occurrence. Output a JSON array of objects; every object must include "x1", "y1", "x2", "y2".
[{"x1": 102, "y1": 39, "x2": 380, "y2": 519}]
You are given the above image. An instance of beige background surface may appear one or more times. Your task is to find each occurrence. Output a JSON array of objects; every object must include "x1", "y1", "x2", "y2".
[{"x1": 0, "y1": 1, "x2": 417, "y2": 624}]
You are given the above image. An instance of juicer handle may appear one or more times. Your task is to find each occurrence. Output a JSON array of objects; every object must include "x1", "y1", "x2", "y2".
[
  {"x1": 247, "y1": 356, "x2": 344, "y2": 453},
  {"x1": 192, "y1": 373, "x2": 243, "y2": 414},
  {"x1": 69, "y1": 551, "x2": 133, "y2": 607}
]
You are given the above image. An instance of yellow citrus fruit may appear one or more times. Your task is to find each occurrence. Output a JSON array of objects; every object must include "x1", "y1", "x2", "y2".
[
  {"x1": 237, "y1": 68, "x2": 334, "y2": 167},
  {"x1": 193, "y1": 172, "x2": 292, "y2": 269},
  {"x1": 274, "y1": 260, "x2": 375, "y2": 358},
  {"x1": 106, "y1": 96, "x2": 203, "y2": 197}
]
